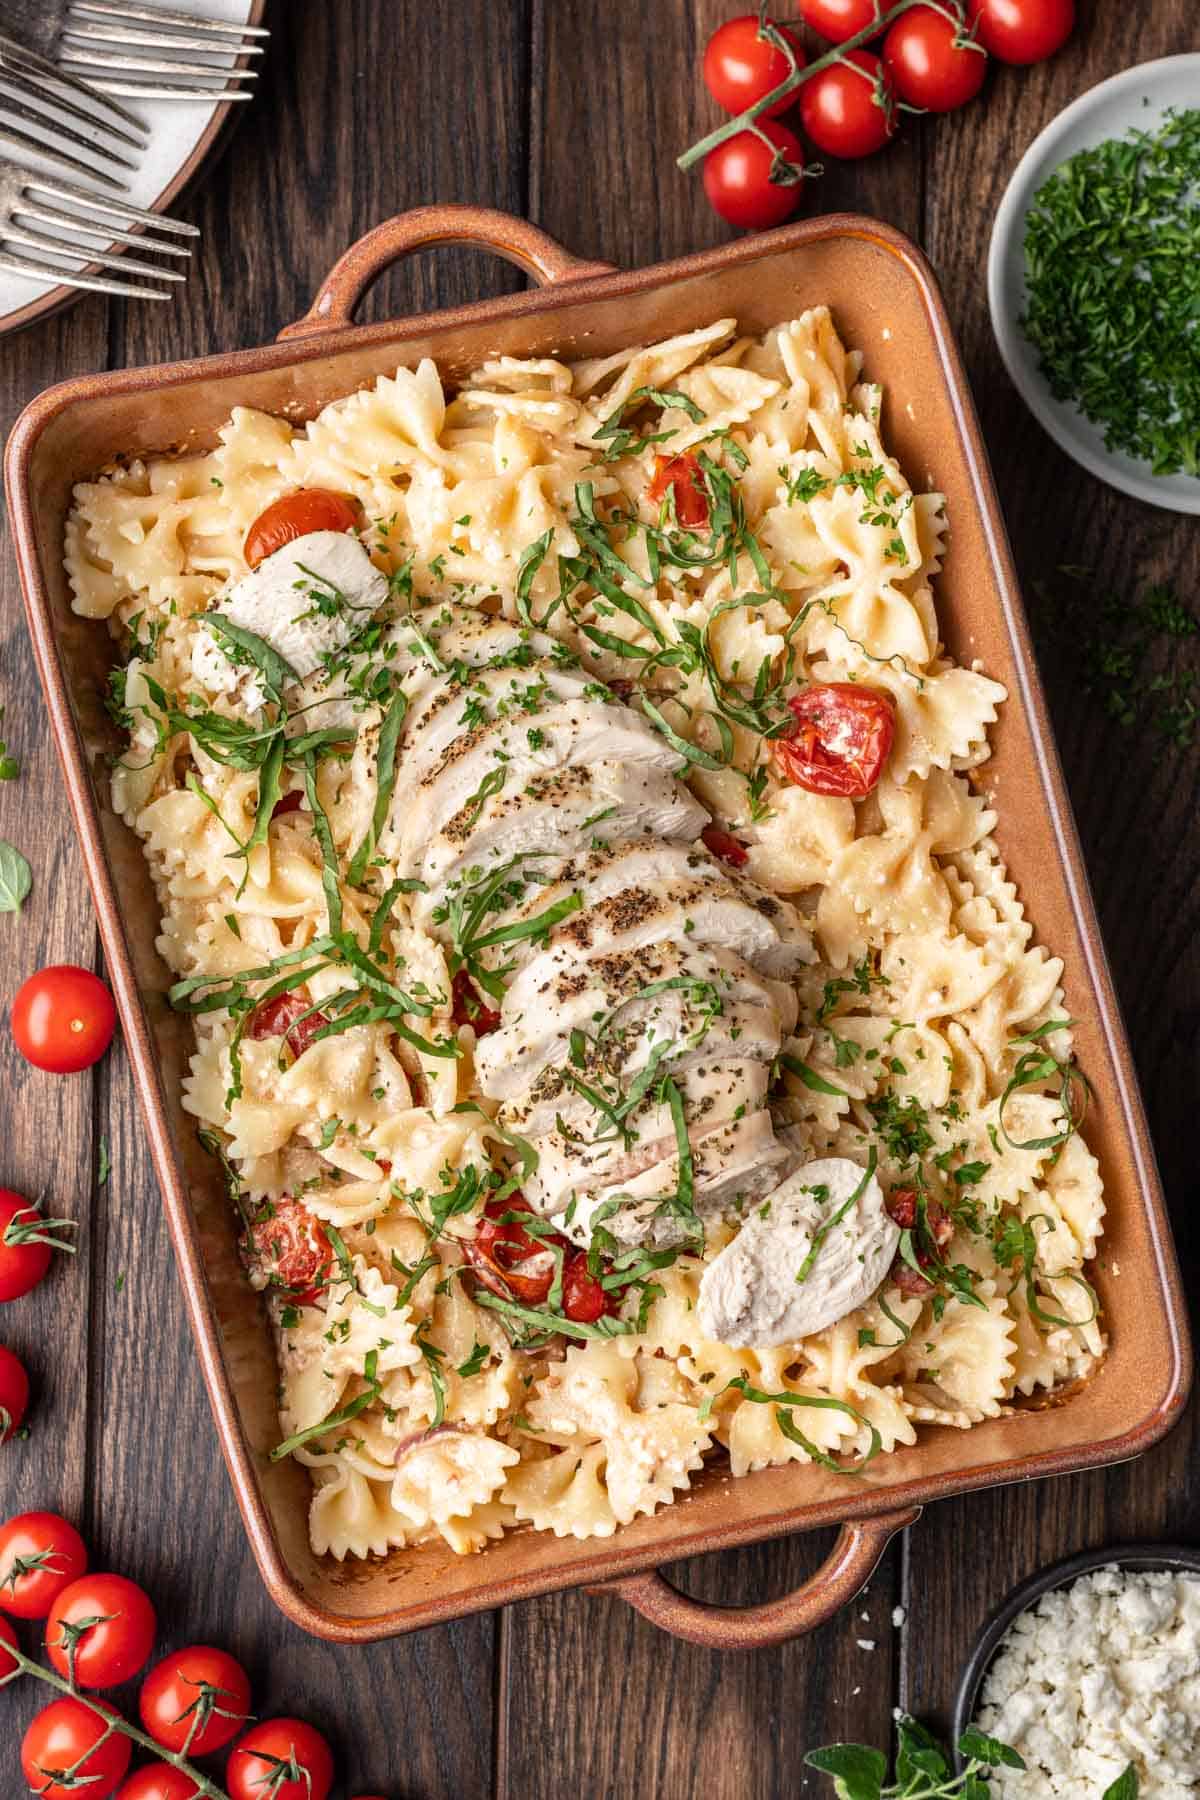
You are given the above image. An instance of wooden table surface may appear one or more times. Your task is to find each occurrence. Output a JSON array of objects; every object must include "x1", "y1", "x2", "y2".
[{"x1": 1, "y1": 4, "x2": 1197, "y2": 1795}]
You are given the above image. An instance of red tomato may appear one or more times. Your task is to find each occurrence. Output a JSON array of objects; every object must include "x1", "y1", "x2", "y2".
[
  {"x1": 701, "y1": 823, "x2": 749, "y2": 869},
  {"x1": 798, "y1": 0, "x2": 886, "y2": 40},
  {"x1": 140, "y1": 1644, "x2": 252, "y2": 1757},
  {"x1": 47, "y1": 1573, "x2": 157, "y2": 1689},
  {"x1": 227, "y1": 1719, "x2": 334, "y2": 1800},
  {"x1": 0, "y1": 1344, "x2": 30, "y2": 1442},
  {"x1": 271, "y1": 788, "x2": 305, "y2": 820},
  {"x1": 703, "y1": 14, "x2": 804, "y2": 116},
  {"x1": 0, "y1": 1512, "x2": 88, "y2": 1619},
  {"x1": 966, "y1": 0, "x2": 1073, "y2": 62},
  {"x1": 463, "y1": 1196, "x2": 559, "y2": 1304},
  {"x1": 245, "y1": 991, "x2": 328, "y2": 1061},
  {"x1": 886, "y1": 1186, "x2": 954, "y2": 1293},
  {"x1": 0, "y1": 1189, "x2": 74, "y2": 1302},
  {"x1": 116, "y1": 1769, "x2": 202, "y2": 1800},
  {"x1": 561, "y1": 1252, "x2": 617, "y2": 1325},
  {"x1": 799, "y1": 49, "x2": 896, "y2": 156},
  {"x1": 450, "y1": 970, "x2": 501, "y2": 1036},
  {"x1": 245, "y1": 1197, "x2": 334, "y2": 1306},
  {"x1": 11, "y1": 965, "x2": 116, "y2": 1074},
  {"x1": 21, "y1": 1698, "x2": 132, "y2": 1800},
  {"x1": 647, "y1": 452, "x2": 711, "y2": 529},
  {"x1": 772, "y1": 683, "x2": 895, "y2": 797},
  {"x1": 244, "y1": 489, "x2": 359, "y2": 570},
  {"x1": 884, "y1": 5, "x2": 987, "y2": 109},
  {"x1": 0, "y1": 1611, "x2": 20, "y2": 1676},
  {"x1": 703, "y1": 119, "x2": 808, "y2": 230}
]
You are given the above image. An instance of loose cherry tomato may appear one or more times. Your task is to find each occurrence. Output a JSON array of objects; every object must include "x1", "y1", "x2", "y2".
[
  {"x1": 140, "y1": 1644, "x2": 252, "y2": 1757},
  {"x1": 703, "y1": 14, "x2": 804, "y2": 116},
  {"x1": 0, "y1": 1612, "x2": 20, "y2": 1675},
  {"x1": 647, "y1": 452, "x2": 710, "y2": 529},
  {"x1": 463, "y1": 1196, "x2": 559, "y2": 1304},
  {"x1": 451, "y1": 970, "x2": 501, "y2": 1036},
  {"x1": 227, "y1": 1719, "x2": 334, "y2": 1800},
  {"x1": 561, "y1": 1252, "x2": 617, "y2": 1325},
  {"x1": 271, "y1": 788, "x2": 305, "y2": 820},
  {"x1": 116, "y1": 1770, "x2": 202, "y2": 1800},
  {"x1": 0, "y1": 1189, "x2": 74, "y2": 1302},
  {"x1": 11, "y1": 965, "x2": 116, "y2": 1074},
  {"x1": 799, "y1": 49, "x2": 896, "y2": 157},
  {"x1": 703, "y1": 119, "x2": 808, "y2": 230},
  {"x1": 0, "y1": 1511, "x2": 88, "y2": 1619},
  {"x1": 966, "y1": 0, "x2": 1073, "y2": 62},
  {"x1": 772, "y1": 683, "x2": 896, "y2": 797},
  {"x1": 886, "y1": 1186, "x2": 954, "y2": 1295},
  {"x1": 244, "y1": 489, "x2": 359, "y2": 570},
  {"x1": 22, "y1": 1698, "x2": 131, "y2": 1800},
  {"x1": 245, "y1": 991, "x2": 328, "y2": 1061},
  {"x1": 0, "y1": 1344, "x2": 30, "y2": 1442},
  {"x1": 884, "y1": 5, "x2": 987, "y2": 109},
  {"x1": 701, "y1": 823, "x2": 749, "y2": 869},
  {"x1": 244, "y1": 1197, "x2": 334, "y2": 1307},
  {"x1": 47, "y1": 1572, "x2": 157, "y2": 1689},
  {"x1": 798, "y1": 0, "x2": 887, "y2": 40}
]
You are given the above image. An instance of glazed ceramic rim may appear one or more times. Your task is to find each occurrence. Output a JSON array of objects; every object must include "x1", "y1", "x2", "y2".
[
  {"x1": 987, "y1": 53, "x2": 1200, "y2": 516},
  {"x1": 952, "y1": 1541, "x2": 1200, "y2": 1769}
]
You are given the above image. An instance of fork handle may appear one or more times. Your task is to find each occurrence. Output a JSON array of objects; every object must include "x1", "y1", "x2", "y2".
[{"x1": 277, "y1": 204, "x2": 614, "y2": 341}]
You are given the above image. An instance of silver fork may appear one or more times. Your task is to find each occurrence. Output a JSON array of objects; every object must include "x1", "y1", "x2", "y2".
[
  {"x1": 60, "y1": 2, "x2": 267, "y2": 102},
  {"x1": 0, "y1": 31, "x2": 150, "y2": 188},
  {"x1": 0, "y1": 163, "x2": 197, "y2": 297}
]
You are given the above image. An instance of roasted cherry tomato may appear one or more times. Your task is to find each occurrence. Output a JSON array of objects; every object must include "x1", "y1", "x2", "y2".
[
  {"x1": 798, "y1": 0, "x2": 886, "y2": 40},
  {"x1": 11, "y1": 965, "x2": 116, "y2": 1074},
  {"x1": 703, "y1": 14, "x2": 804, "y2": 116},
  {"x1": 966, "y1": 0, "x2": 1073, "y2": 62},
  {"x1": 884, "y1": 4, "x2": 988, "y2": 109},
  {"x1": 886, "y1": 1186, "x2": 954, "y2": 1295},
  {"x1": 227, "y1": 1719, "x2": 334, "y2": 1800},
  {"x1": 116, "y1": 1769, "x2": 202, "y2": 1800},
  {"x1": 22, "y1": 1698, "x2": 131, "y2": 1800},
  {"x1": 244, "y1": 489, "x2": 359, "y2": 570},
  {"x1": 561, "y1": 1252, "x2": 617, "y2": 1325},
  {"x1": 0, "y1": 1511, "x2": 88, "y2": 1619},
  {"x1": 271, "y1": 788, "x2": 305, "y2": 820},
  {"x1": 799, "y1": 49, "x2": 896, "y2": 157},
  {"x1": 245, "y1": 991, "x2": 328, "y2": 1061},
  {"x1": 451, "y1": 970, "x2": 502, "y2": 1037},
  {"x1": 245, "y1": 1197, "x2": 334, "y2": 1307},
  {"x1": 772, "y1": 683, "x2": 895, "y2": 797},
  {"x1": 140, "y1": 1644, "x2": 252, "y2": 1756},
  {"x1": 0, "y1": 1189, "x2": 74, "y2": 1302},
  {"x1": 703, "y1": 119, "x2": 808, "y2": 230},
  {"x1": 463, "y1": 1196, "x2": 558, "y2": 1304},
  {"x1": 647, "y1": 451, "x2": 711, "y2": 529},
  {"x1": 701, "y1": 823, "x2": 749, "y2": 869},
  {"x1": 0, "y1": 1344, "x2": 30, "y2": 1443},
  {"x1": 47, "y1": 1572, "x2": 157, "y2": 1689}
]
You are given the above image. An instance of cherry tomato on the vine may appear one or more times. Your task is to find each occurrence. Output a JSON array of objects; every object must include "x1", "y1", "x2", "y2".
[
  {"x1": 647, "y1": 451, "x2": 710, "y2": 529},
  {"x1": 11, "y1": 965, "x2": 116, "y2": 1074},
  {"x1": 0, "y1": 1189, "x2": 74, "y2": 1302},
  {"x1": 799, "y1": 49, "x2": 896, "y2": 157},
  {"x1": 227, "y1": 1719, "x2": 335, "y2": 1800},
  {"x1": 22, "y1": 1698, "x2": 132, "y2": 1800},
  {"x1": 47, "y1": 1571, "x2": 157, "y2": 1689},
  {"x1": 115, "y1": 1770, "x2": 202, "y2": 1800},
  {"x1": 0, "y1": 1344, "x2": 29, "y2": 1442},
  {"x1": 703, "y1": 14, "x2": 805, "y2": 116},
  {"x1": 0, "y1": 1511, "x2": 88, "y2": 1619},
  {"x1": 140, "y1": 1644, "x2": 252, "y2": 1757},
  {"x1": 244, "y1": 488, "x2": 360, "y2": 570},
  {"x1": 244, "y1": 1196, "x2": 334, "y2": 1307},
  {"x1": 701, "y1": 823, "x2": 749, "y2": 870},
  {"x1": 798, "y1": 0, "x2": 887, "y2": 41},
  {"x1": 0, "y1": 1612, "x2": 20, "y2": 1675},
  {"x1": 771, "y1": 683, "x2": 896, "y2": 797},
  {"x1": 703, "y1": 119, "x2": 808, "y2": 230},
  {"x1": 966, "y1": 0, "x2": 1073, "y2": 63},
  {"x1": 884, "y1": 5, "x2": 988, "y2": 110}
]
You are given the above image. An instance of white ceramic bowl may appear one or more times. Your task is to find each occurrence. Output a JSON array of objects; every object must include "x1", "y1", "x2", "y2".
[{"x1": 988, "y1": 54, "x2": 1200, "y2": 515}]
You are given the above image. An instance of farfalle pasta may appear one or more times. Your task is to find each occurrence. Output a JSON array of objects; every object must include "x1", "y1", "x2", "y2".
[{"x1": 66, "y1": 307, "x2": 1106, "y2": 1562}]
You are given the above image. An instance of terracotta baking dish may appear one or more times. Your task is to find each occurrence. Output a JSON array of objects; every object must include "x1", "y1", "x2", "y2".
[{"x1": 5, "y1": 205, "x2": 1191, "y2": 1649}]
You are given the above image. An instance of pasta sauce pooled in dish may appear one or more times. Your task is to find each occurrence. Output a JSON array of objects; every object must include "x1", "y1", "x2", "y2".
[{"x1": 65, "y1": 310, "x2": 1105, "y2": 1561}]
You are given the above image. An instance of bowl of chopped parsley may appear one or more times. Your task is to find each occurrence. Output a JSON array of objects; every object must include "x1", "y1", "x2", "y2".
[{"x1": 988, "y1": 55, "x2": 1200, "y2": 513}]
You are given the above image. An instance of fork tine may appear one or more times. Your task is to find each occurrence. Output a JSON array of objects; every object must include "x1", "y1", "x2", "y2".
[
  {"x1": 0, "y1": 121, "x2": 126, "y2": 189},
  {"x1": 3, "y1": 220, "x2": 187, "y2": 280},
  {"x1": 71, "y1": 1, "x2": 270, "y2": 37},
  {"x1": 0, "y1": 30, "x2": 147, "y2": 139},
  {"x1": 0, "y1": 58, "x2": 146, "y2": 148},
  {"x1": 58, "y1": 77, "x2": 256, "y2": 100},
  {"x1": 60, "y1": 50, "x2": 256, "y2": 81},
  {"x1": 0, "y1": 89, "x2": 139, "y2": 172},
  {"x1": 0, "y1": 248, "x2": 170, "y2": 299},
  {"x1": 18, "y1": 197, "x2": 192, "y2": 255},
  {"x1": 64, "y1": 22, "x2": 265, "y2": 57},
  {"x1": 22, "y1": 171, "x2": 200, "y2": 233}
]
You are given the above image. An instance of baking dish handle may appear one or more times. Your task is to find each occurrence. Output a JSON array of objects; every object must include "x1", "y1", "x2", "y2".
[
  {"x1": 278, "y1": 204, "x2": 615, "y2": 340},
  {"x1": 586, "y1": 1507, "x2": 921, "y2": 1650}
]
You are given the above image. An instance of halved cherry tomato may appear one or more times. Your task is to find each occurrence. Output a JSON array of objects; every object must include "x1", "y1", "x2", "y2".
[
  {"x1": 22, "y1": 1698, "x2": 131, "y2": 1800},
  {"x1": 799, "y1": 49, "x2": 896, "y2": 157},
  {"x1": 886, "y1": 1186, "x2": 954, "y2": 1295},
  {"x1": 116, "y1": 1769, "x2": 202, "y2": 1800},
  {"x1": 966, "y1": 0, "x2": 1073, "y2": 63},
  {"x1": 703, "y1": 119, "x2": 808, "y2": 230},
  {"x1": 647, "y1": 452, "x2": 711, "y2": 529},
  {"x1": 47, "y1": 1572, "x2": 157, "y2": 1689},
  {"x1": 245, "y1": 1197, "x2": 334, "y2": 1306},
  {"x1": 701, "y1": 824, "x2": 749, "y2": 870},
  {"x1": 772, "y1": 683, "x2": 895, "y2": 797},
  {"x1": 0, "y1": 1511, "x2": 88, "y2": 1619},
  {"x1": 11, "y1": 964, "x2": 116, "y2": 1074},
  {"x1": 463, "y1": 1196, "x2": 558, "y2": 1304},
  {"x1": 227, "y1": 1719, "x2": 334, "y2": 1800},
  {"x1": 703, "y1": 14, "x2": 804, "y2": 116},
  {"x1": 140, "y1": 1644, "x2": 252, "y2": 1756},
  {"x1": 0, "y1": 1344, "x2": 29, "y2": 1443},
  {"x1": 0, "y1": 1189, "x2": 73, "y2": 1302},
  {"x1": 884, "y1": 5, "x2": 988, "y2": 110},
  {"x1": 561, "y1": 1252, "x2": 618, "y2": 1325},
  {"x1": 451, "y1": 970, "x2": 501, "y2": 1037},
  {"x1": 271, "y1": 788, "x2": 305, "y2": 820},
  {"x1": 0, "y1": 1612, "x2": 19, "y2": 1676},
  {"x1": 798, "y1": 0, "x2": 887, "y2": 40},
  {"x1": 244, "y1": 489, "x2": 359, "y2": 570},
  {"x1": 246, "y1": 991, "x2": 328, "y2": 1061}
]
